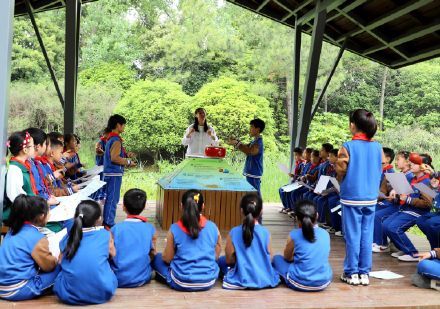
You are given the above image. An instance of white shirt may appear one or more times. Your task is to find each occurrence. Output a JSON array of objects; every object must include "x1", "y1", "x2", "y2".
[
  {"x1": 182, "y1": 124, "x2": 219, "y2": 156},
  {"x1": 6, "y1": 164, "x2": 26, "y2": 202}
]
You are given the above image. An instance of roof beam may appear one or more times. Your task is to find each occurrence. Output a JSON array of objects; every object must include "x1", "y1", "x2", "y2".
[
  {"x1": 296, "y1": 0, "x2": 347, "y2": 26},
  {"x1": 326, "y1": 0, "x2": 368, "y2": 23},
  {"x1": 391, "y1": 44, "x2": 440, "y2": 68},
  {"x1": 335, "y1": 8, "x2": 410, "y2": 60},
  {"x1": 362, "y1": 21, "x2": 440, "y2": 56},
  {"x1": 336, "y1": 0, "x2": 434, "y2": 43},
  {"x1": 280, "y1": 0, "x2": 313, "y2": 22},
  {"x1": 257, "y1": 0, "x2": 271, "y2": 12}
]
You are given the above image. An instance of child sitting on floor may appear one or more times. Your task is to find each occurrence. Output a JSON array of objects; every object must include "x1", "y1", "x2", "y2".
[
  {"x1": 152, "y1": 190, "x2": 221, "y2": 291},
  {"x1": 218, "y1": 193, "x2": 280, "y2": 290},
  {"x1": 272, "y1": 200, "x2": 332, "y2": 291},
  {"x1": 111, "y1": 189, "x2": 157, "y2": 288}
]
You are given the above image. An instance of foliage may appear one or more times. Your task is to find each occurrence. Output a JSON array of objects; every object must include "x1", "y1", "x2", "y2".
[
  {"x1": 114, "y1": 79, "x2": 190, "y2": 159},
  {"x1": 307, "y1": 113, "x2": 352, "y2": 149},
  {"x1": 79, "y1": 62, "x2": 137, "y2": 91},
  {"x1": 192, "y1": 77, "x2": 278, "y2": 153}
]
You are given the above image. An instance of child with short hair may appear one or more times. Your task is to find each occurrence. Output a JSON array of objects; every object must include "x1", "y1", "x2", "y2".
[
  {"x1": 218, "y1": 193, "x2": 280, "y2": 289},
  {"x1": 336, "y1": 109, "x2": 383, "y2": 286},
  {"x1": 273, "y1": 200, "x2": 332, "y2": 291},
  {"x1": 373, "y1": 150, "x2": 413, "y2": 253},
  {"x1": 54, "y1": 201, "x2": 117, "y2": 305},
  {"x1": 381, "y1": 147, "x2": 395, "y2": 182},
  {"x1": 111, "y1": 189, "x2": 157, "y2": 287},
  {"x1": 152, "y1": 190, "x2": 221, "y2": 291},
  {"x1": 383, "y1": 153, "x2": 433, "y2": 262},
  {"x1": 228, "y1": 118, "x2": 265, "y2": 194},
  {"x1": 279, "y1": 147, "x2": 304, "y2": 213},
  {"x1": 0, "y1": 195, "x2": 59, "y2": 301}
]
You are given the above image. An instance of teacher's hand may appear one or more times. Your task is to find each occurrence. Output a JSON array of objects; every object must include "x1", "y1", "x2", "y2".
[{"x1": 226, "y1": 139, "x2": 238, "y2": 146}]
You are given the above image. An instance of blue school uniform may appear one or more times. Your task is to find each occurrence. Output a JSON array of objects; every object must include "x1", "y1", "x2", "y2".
[
  {"x1": 417, "y1": 192, "x2": 440, "y2": 249},
  {"x1": 54, "y1": 228, "x2": 117, "y2": 305},
  {"x1": 103, "y1": 134, "x2": 127, "y2": 227},
  {"x1": 381, "y1": 164, "x2": 395, "y2": 183},
  {"x1": 30, "y1": 159, "x2": 50, "y2": 200},
  {"x1": 273, "y1": 227, "x2": 332, "y2": 291},
  {"x1": 219, "y1": 224, "x2": 279, "y2": 289},
  {"x1": 339, "y1": 135, "x2": 382, "y2": 276},
  {"x1": 418, "y1": 256, "x2": 440, "y2": 281},
  {"x1": 289, "y1": 163, "x2": 320, "y2": 209},
  {"x1": 95, "y1": 138, "x2": 106, "y2": 166},
  {"x1": 0, "y1": 224, "x2": 60, "y2": 301},
  {"x1": 111, "y1": 217, "x2": 156, "y2": 287},
  {"x1": 243, "y1": 136, "x2": 263, "y2": 193},
  {"x1": 279, "y1": 160, "x2": 304, "y2": 210},
  {"x1": 383, "y1": 174, "x2": 432, "y2": 256},
  {"x1": 152, "y1": 218, "x2": 219, "y2": 291}
]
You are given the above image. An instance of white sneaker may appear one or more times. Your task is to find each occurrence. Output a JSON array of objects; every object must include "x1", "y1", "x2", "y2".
[
  {"x1": 359, "y1": 274, "x2": 369, "y2": 286},
  {"x1": 398, "y1": 254, "x2": 419, "y2": 262},
  {"x1": 372, "y1": 244, "x2": 390, "y2": 253},
  {"x1": 391, "y1": 251, "x2": 405, "y2": 258},
  {"x1": 341, "y1": 273, "x2": 360, "y2": 286},
  {"x1": 335, "y1": 231, "x2": 343, "y2": 237}
]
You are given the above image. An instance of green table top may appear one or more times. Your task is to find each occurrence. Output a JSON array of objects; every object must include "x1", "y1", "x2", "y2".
[{"x1": 157, "y1": 158, "x2": 256, "y2": 192}]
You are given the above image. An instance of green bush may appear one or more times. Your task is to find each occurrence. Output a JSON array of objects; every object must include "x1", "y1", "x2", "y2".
[
  {"x1": 192, "y1": 76, "x2": 278, "y2": 153},
  {"x1": 114, "y1": 79, "x2": 190, "y2": 159},
  {"x1": 307, "y1": 112, "x2": 351, "y2": 149},
  {"x1": 79, "y1": 62, "x2": 137, "y2": 91}
]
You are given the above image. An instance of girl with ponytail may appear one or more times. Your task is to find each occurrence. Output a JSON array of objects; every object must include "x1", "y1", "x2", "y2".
[
  {"x1": 0, "y1": 195, "x2": 59, "y2": 301},
  {"x1": 218, "y1": 193, "x2": 280, "y2": 290},
  {"x1": 53, "y1": 200, "x2": 117, "y2": 305},
  {"x1": 273, "y1": 200, "x2": 332, "y2": 292},
  {"x1": 152, "y1": 189, "x2": 222, "y2": 291}
]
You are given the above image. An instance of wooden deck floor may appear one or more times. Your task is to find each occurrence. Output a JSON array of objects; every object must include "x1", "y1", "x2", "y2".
[{"x1": 3, "y1": 202, "x2": 440, "y2": 308}]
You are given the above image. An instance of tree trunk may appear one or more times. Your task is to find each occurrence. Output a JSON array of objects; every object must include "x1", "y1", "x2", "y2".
[{"x1": 379, "y1": 67, "x2": 388, "y2": 131}]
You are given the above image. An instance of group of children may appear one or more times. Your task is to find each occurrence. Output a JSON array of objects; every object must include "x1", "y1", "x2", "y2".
[
  {"x1": 0, "y1": 186, "x2": 333, "y2": 304},
  {"x1": 279, "y1": 109, "x2": 439, "y2": 288}
]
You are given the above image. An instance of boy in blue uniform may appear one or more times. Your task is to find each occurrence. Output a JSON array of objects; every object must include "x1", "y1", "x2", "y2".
[
  {"x1": 218, "y1": 193, "x2": 280, "y2": 289},
  {"x1": 273, "y1": 200, "x2": 332, "y2": 291},
  {"x1": 303, "y1": 143, "x2": 333, "y2": 202},
  {"x1": 336, "y1": 109, "x2": 383, "y2": 286},
  {"x1": 111, "y1": 189, "x2": 157, "y2": 287},
  {"x1": 383, "y1": 153, "x2": 432, "y2": 262},
  {"x1": 279, "y1": 147, "x2": 304, "y2": 213},
  {"x1": 103, "y1": 114, "x2": 136, "y2": 228},
  {"x1": 381, "y1": 147, "x2": 395, "y2": 182},
  {"x1": 228, "y1": 118, "x2": 265, "y2": 194}
]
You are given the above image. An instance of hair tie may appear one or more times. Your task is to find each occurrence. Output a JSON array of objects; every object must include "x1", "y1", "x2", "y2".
[
  {"x1": 22, "y1": 131, "x2": 31, "y2": 150},
  {"x1": 78, "y1": 213, "x2": 84, "y2": 219},
  {"x1": 5, "y1": 140, "x2": 10, "y2": 148},
  {"x1": 193, "y1": 193, "x2": 200, "y2": 204}
]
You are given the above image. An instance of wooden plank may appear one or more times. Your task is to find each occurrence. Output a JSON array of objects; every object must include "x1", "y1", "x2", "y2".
[
  {"x1": 214, "y1": 190, "x2": 221, "y2": 227},
  {"x1": 202, "y1": 190, "x2": 209, "y2": 219},
  {"x1": 224, "y1": 191, "x2": 232, "y2": 230},
  {"x1": 235, "y1": 192, "x2": 244, "y2": 227},
  {"x1": 229, "y1": 191, "x2": 238, "y2": 228},
  {"x1": 162, "y1": 190, "x2": 170, "y2": 230},
  {"x1": 220, "y1": 191, "x2": 228, "y2": 230},
  {"x1": 172, "y1": 190, "x2": 179, "y2": 224}
]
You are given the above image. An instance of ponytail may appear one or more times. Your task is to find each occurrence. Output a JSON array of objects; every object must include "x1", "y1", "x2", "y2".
[
  {"x1": 240, "y1": 193, "x2": 263, "y2": 247},
  {"x1": 295, "y1": 200, "x2": 317, "y2": 243},
  {"x1": 65, "y1": 215, "x2": 84, "y2": 261},
  {"x1": 9, "y1": 195, "x2": 48, "y2": 235},
  {"x1": 64, "y1": 200, "x2": 101, "y2": 260},
  {"x1": 181, "y1": 190, "x2": 204, "y2": 239}
]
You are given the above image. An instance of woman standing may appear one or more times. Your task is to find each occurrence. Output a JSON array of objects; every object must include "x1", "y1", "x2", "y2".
[{"x1": 182, "y1": 108, "x2": 218, "y2": 156}]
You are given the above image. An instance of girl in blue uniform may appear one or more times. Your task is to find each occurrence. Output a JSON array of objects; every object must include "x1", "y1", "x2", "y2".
[
  {"x1": 54, "y1": 200, "x2": 118, "y2": 305},
  {"x1": 336, "y1": 109, "x2": 383, "y2": 286},
  {"x1": 273, "y1": 200, "x2": 332, "y2": 291},
  {"x1": 0, "y1": 195, "x2": 59, "y2": 301},
  {"x1": 152, "y1": 190, "x2": 221, "y2": 291},
  {"x1": 218, "y1": 193, "x2": 280, "y2": 289},
  {"x1": 383, "y1": 153, "x2": 433, "y2": 262},
  {"x1": 111, "y1": 189, "x2": 156, "y2": 287},
  {"x1": 103, "y1": 114, "x2": 136, "y2": 228}
]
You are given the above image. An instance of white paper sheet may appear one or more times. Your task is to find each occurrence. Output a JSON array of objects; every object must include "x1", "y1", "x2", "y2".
[
  {"x1": 77, "y1": 180, "x2": 106, "y2": 198},
  {"x1": 331, "y1": 204, "x2": 341, "y2": 213},
  {"x1": 385, "y1": 173, "x2": 414, "y2": 195},
  {"x1": 281, "y1": 182, "x2": 303, "y2": 192},
  {"x1": 369, "y1": 270, "x2": 403, "y2": 280},
  {"x1": 329, "y1": 177, "x2": 340, "y2": 192},
  {"x1": 77, "y1": 175, "x2": 100, "y2": 188},
  {"x1": 298, "y1": 181, "x2": 314, "y2": 190},
  {"x1": 414, "y1": 183, "x2": 437, "y2": 199},
  {"x1": 277, "y1": 163, "x2": 291, "y2": 175},
  {"x1": 314, "y1": 176, "x2": 330, "y2": 194},
  {"x1": 49, "y1": 196, "x2": 82, "y2": 222},
  {"x1": 46, "y1": 228, "x2": 67, "y2": 258},
  {"x1": 85, "y1": 165, "x2": 103, "y2": 176}
]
